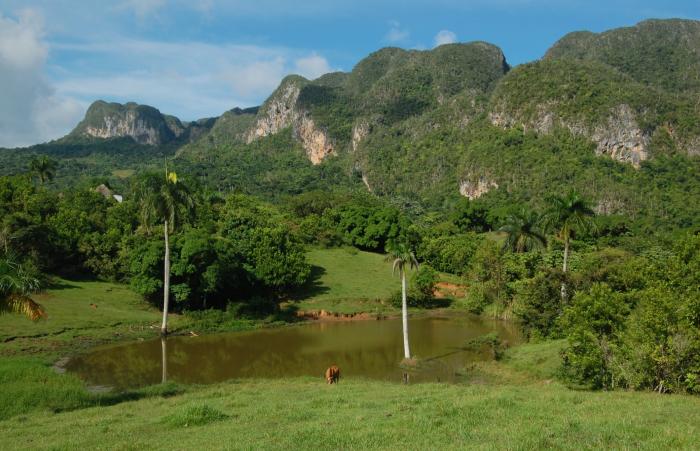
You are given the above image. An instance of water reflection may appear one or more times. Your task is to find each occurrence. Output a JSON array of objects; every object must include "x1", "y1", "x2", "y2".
[
  {"x1": 67, "y1": 314, "x2": 521, "y2": 390},
  {"x1": 161, "y1": 337, "x2": 168, "y2": 384}
]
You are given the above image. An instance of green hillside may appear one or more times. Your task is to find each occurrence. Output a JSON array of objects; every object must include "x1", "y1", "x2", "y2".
[
  {"x1": 0, "y1": 19, "x2": 698, "y2": 236},
  {"x1": 545, "y1": 19, "x2": 700, "y2": 94}
]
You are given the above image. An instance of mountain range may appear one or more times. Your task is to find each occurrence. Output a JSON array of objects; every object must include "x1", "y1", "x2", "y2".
[{"x1": 1, "y1": 18, "x2": 699, "y2": 232}]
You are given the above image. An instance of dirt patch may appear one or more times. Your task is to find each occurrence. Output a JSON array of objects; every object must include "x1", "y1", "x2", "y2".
[
  {"x1": 433, "y1": 282, "x2": 468, "y2": 299},
  {"x1": 295, "y1": 310, "x2": 388, "y2": 321}
]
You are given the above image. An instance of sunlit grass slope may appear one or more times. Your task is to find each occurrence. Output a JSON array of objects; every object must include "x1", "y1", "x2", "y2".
[{"x1": 290, "y1": 247, "x2": 426, "y2": 314}]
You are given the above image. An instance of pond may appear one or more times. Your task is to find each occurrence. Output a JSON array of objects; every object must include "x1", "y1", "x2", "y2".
[{"x1": 66, "y1": 314, "x2": 521, "y2": 390}]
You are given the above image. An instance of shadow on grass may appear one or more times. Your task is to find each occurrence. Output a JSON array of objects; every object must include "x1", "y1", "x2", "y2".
[
  {"x1": 271, "y1": 303, "x2": 306, "y2": 323},
  {"x1": 46, "y1": 279, "x2": 81, "y2": 291},
  {"x1": 428, "y1": 297, "x2": 454, "y2": 308},
  {"x1": 51, "y1": 382, "x2": 187, "y2": 415},
  {"x1": 287, "y1": 265, "x2": 330, "y2": 301}
]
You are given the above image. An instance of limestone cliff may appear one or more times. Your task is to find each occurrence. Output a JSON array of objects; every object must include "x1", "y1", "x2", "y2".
[
  {"x1": 69, "y1": 101, "x2": 217, "y2": 146},
  {"x1": 72, "y1": 101, "x2": 182, "y2": 145},
  {"x1": 489, "y1": 103, "x2": 649, "y2": 168},
  {"x1": 351, "y1": 121, "x2": 370, "y2": 152},
  {"x1": 245, "y1": 81, "x2": 301, "y2": 142},
  {"x1": 459, "y1": 176, "x2": 498, "y2": 200},
  {"x1": 591, "y1": 105, "x2": 649, "y2": 167},
  {"x1": 245, "y1": 77, "x2": 336, "y2": 165}
]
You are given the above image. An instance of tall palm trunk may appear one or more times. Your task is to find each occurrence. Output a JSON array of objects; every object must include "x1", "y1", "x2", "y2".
[
  {"x1": 561, "y1": 234, "x2": 569, "y2": 301},
  {"x1": 401, "y1": 270, "x2": 411, "y2": 359},
  {"x1": 161, "y1": 220, "x2": 170, "y2": 336}
]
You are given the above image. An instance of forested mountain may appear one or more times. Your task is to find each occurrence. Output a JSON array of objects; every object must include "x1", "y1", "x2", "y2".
[{"x1": 1, "y1": 19, "x2": 698, "y2": 234}]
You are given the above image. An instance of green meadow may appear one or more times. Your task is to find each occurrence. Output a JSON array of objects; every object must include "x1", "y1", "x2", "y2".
[{"x1": 1, "y1": 249, "x2": 699, "y2": 449}]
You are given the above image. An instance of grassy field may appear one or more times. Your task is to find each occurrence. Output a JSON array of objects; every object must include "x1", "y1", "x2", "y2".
[
  {"x1": 1, "y1": 249, "x2": 700, "y2": 449},
  {"x1": 0, "y1": 280, "x2": 158, "y2": 340},
  {"x1": 0, "y1": 280, "x2": 161, "y2": 358},
  {"x1": 291, "y1": 247, "x2": 426, "y2": 314},
  {"x1": 0, "y1": 278, "x2": 261, "y2": 359},
  {"x1": 2, "y1": 344, "x2": 699, "y2": 450},
  {"x1": 290, "y1": 247, "x2": 398, "y2": 314}
]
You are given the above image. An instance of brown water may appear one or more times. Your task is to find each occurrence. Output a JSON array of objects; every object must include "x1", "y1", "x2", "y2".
[{"x1": 66, "y1": 314, "x2": 521, "y2": 389}]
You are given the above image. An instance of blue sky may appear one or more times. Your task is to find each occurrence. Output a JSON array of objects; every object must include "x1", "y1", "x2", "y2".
[{"x1": 0, "y1": 0, "x2": 698, "y2": 147}]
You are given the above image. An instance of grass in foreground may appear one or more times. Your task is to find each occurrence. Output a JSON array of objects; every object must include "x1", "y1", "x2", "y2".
[
  {"x1": 0, "y1": 356, "x2": 183, "y2": 421},
  {"x1": 1, "y1": 375, "x2": 699, "y2": 450}
]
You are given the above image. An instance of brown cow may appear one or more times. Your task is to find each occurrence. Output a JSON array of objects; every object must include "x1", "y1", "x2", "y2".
[{"x1": 325, "y1": 365, "x2": 340, "y2": 384}]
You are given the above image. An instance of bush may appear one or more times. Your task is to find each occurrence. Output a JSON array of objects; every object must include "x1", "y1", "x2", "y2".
[
  {"x1": 465, "y1": 332, "x2": 506, "y2": 360},
  {"x1": 512, "y1": 269, "x2": 566, "y2": 339},
  {"x1": 462, "y1": 283, "x2": 489, "y2": 315},
  {"x1": 560, "y1": 283, "x2": 630, "y2": 389},
  {"x1": 417, "y1": 233, "x2": 481, "y2": 275},
  {"x1": 412, "y1": 264, "x2": 438, "y2": 301},
  {"x1": 615, "y1": 286, "x2": 700, "y2": 394},
  {"x1": 466, "y1": 240, "x2": 510, "y2": 317}
]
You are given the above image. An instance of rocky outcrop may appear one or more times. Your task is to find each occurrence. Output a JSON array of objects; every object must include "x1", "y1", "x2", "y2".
[
  {"x1": 295, "y1": 115, "x2": 335, "y2": 164},
  {"x1": 246, "y1": 82, "x2": 301, "y2": 142},
  {"x1": 489, "y1": 104, "x2": 650, "y2": 168},
  {"x1": 84, "y1": 112, "x2": 163, "y2": 145},
  {"x1": 683, "y1": 135, "x2": 700, "y2": 157},
  {"x1": 361, "y1": 173, "x2": 372, "y2": 192},
  {"x1": 595, "y1": 197, "x2": 625, "y2": 215},
  {"x1": 72, "y1": 101, "x2": 194, "y2": 146},
  {"x1": 591, "y1": 105, "x2": 649, "y2": 167},
  {"x1": 352, "y1": 121, "x2": 370, "y2": 152},
  {"x1": 245, "y1": 78, "x2": 336, "y2": 165},
  {"x1": 459, "y1": 176, "x2": 498, "y2": 200}
]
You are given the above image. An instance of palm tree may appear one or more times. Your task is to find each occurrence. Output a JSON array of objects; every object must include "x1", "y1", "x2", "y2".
[
  {"x1": 28, "y1": 156, "x2": 57, "y2": 185},
  {"x1": 136, "y1": 166, "x2": 194, "y2": 336},
  {"x1": 385, "y1": 240, "x2": 419, "y2": 360},
  {"x1": 499, "y1": 209, "x2": 547, "y2": 253},
  {"x1": 0, "y1": 256, "x2": 45, "y2": 320},
  {"x1": 542, "y1": 190, "x2": 596, "y2": 301}
]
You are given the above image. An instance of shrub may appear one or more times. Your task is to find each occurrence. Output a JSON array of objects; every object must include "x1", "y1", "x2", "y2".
[
  {"x1": 560, "y1": 283, "x2": 629, "y2": 389},
  {"x1": 412, "y1": 264, "x2": 438, "y2": 301},
  {"x1": 512, "y1": 269, "x2": 566, "y2": 338},
  {"x1": 465, "y1": 332, "x2": 506, "y2": 360}
]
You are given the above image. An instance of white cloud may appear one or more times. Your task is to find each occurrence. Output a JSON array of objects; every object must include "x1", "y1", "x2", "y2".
[
  {"x1": 50, "y1": 39, "x2": 336, "y2": 121},
  {"x1": 0, "y1": 10, "x2": 84, "y2": 147},
  {"x1": 434, "y1": 29, "x2": 457, "y2": 47},
  {"x1": 0, "y1": 9, "x2": 46, "y2": 68},
  {"x1": 385, "y1": 20, "x2": 409, "y2": 43},
  {"x1": 293, "y1": 53, "x2": 332, "y2": 80},
  {"x1": 221, "y1": 58, "x2": 287, "y2": 100}
]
